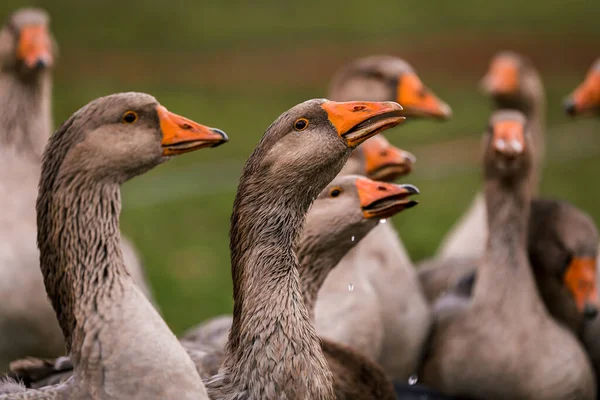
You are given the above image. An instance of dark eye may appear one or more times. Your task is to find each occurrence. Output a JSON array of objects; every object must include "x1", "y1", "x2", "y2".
[
  {"x1": 122, "y1": 111, "x2": 138, "y2": 124},
  {"x1": 294, "y1": 118, "x2": 309, "y2": 131},
  {"x1": 329, "y1": 187, "x2": 342, "y2": 198}
]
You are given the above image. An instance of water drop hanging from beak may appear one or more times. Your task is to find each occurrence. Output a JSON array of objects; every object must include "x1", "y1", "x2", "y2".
[
  {"x1": 351, "y1": 236, "x2": 355, "y2": 242},
  {"x1": 408, "y1": 375, "x2": 418, "y2": 385}
]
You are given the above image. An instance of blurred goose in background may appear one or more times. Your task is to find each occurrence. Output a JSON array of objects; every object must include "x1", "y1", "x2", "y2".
[
  {"x1": 203, "y1": 99, "x2": 405, "y2": 399},
  {"x1": 0, "y1": 92, "x2": 228, "y2": 399},
  {"x1": 0, "y1": 8, "x2": 155, "y2": 372},
  {"x1": 435, "y1": 51, "x2": 546, "y2": 262},
  {"x1": 420, "y1": 110, "x2": 595, "y2": 400},
  {"x1": 316, "y1": 55, "x2": 452, "y2": 382},
  {"x1": 564, "y1": 60, "x2": 600, "y2": 397}
]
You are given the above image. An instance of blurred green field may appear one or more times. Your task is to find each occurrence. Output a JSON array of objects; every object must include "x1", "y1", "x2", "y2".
[{"x1": 2, "y1": 1, "x2": 600, "y2": 333}]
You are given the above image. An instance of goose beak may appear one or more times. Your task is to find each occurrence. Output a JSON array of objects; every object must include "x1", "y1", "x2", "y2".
[
  {"x1": 396, "y1": 73, "x2": 452, "y2": 120},
  {"x1": 321, "y1": 101, "x2": 405, "y2": 148},
  {"x1": 363, "y1": 136, "x2": 416, "y2": 182},
  {"x1": 158, "y1": 105, "x2": 228, "y2": 156},
  {"x1": 356, "y1": 177, "x2": 419, "y2": 219},
  {"x1": 563, "y1": 70, "x2": 600, "y2": 117},
  {"x1": 17, "y1": 25, "x2": 53, "y2": 69},
  {"x1": 492, "y1": 120, "x2": 525, "y2": 158},
  {"x1": 480, "y1": 58, "x2": 519, "y2": 95},
  {"x1": 564, "y1": 257, "x2": 599, "y2": 318}
]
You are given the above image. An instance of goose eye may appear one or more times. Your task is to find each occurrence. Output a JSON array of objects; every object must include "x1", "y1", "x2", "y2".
[
  {"x1": 122, "y1": 111, "x2": 138, "y2": 124},
  {"x1": 294, "y1": 118, "x2": 309, "y2": 131},
  {"x1": 329, "y1": 187, "x2": 342, "y2": 198}
]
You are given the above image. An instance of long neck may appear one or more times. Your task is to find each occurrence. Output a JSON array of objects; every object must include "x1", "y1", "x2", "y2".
[
  {"x1": 298, "y1": 232, "x2": 361, "y2": 322},
  {"x1": 37, "y1": 176, "x2": 129, "y2": 354},
  {"x1": 475, "y1": 174, "x2": 540, "y2": 307},
  {"x1": 225, "y1": 173, "x2": 335, "y2": 398},
  {"x1": 0, "y1": 69, "x2": 52, "y2": 159}
]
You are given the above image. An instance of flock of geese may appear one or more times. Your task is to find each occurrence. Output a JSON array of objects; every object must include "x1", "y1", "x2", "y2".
[{"x1": 0, "y1": 6, "x2": 600, "y2": 400}]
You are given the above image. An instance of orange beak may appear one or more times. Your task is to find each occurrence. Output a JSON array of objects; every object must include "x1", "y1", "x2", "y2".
[
  {"x1": 17, "y1": 25, "x2": 53, "y2": 69},
  {"x1": 362, "y1": 135, "x2": 416, "y2": 181},
  {"x1": 481, "y1": 57, "x2": 520, "y2": 95},
  {"x1": 157, "y1": 105, "x2": 228, "y2": 156},
  {"x1": 564, "y1": 68, "x2": 600, "y2": 117},
  {"x1": 356, "y1": 177, "x2": 419, "y2": 219},
  {"x1": 492, "y1": 120, "x2": 525, "y2": 157},
  {"x1": 321, "y1": 101, "x2": 405, "y2": 148},
  {"x1": 396, "y1": 73, "x2": 452, "y2": 120},
  {"x1": 564, "y1": 257, "x2": 599, "y2": 316}
]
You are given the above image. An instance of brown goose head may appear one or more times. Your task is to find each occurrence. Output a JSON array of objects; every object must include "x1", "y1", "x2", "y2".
[
  {"x1": 41, "y1": 92, "x2": 227, "y2": 184},
  {"x1": 481, "y1": 51, "x2": 543, "y2": 114},
  {"x1": 0, "y1": 8, "x2": 56, "y2": 77},
  {"x1": 243, "y1": 99, "x2": 405, "y2": 201},
  {"x1": 564, "y1": 58, "x2": 600, "y2": 117},
  {"x1": 528, "y1": 198, "x2": 599, "y2": 332},
  {"x1": 483, "y1": 110, "x2": 532, "y2": 182},
  {"x1": 300, "y1": 174, "x2": 418, "y2": 265},
  {"x1": 328, "y1": 55, "x2": 452, "y2": 120},
  {"x1": 339, "y1": 135, "x2": 415, "y2": 182}
]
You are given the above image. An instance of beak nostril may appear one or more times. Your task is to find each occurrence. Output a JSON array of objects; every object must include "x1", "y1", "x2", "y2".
[
  {"x1": 353, "y1": 105, "x2": 366, "y2": 111},
  {"x1": 378, "y1": 186, "x2": 387, "y2": 191},
  {"x1": 381, "y1": 150, "x2": 388, "y2": 157},
  {"x1": 181, "y1": 123, "x2": 192, "y2": 130}
]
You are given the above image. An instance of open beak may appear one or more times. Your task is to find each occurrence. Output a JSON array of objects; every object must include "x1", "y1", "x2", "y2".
[
  {"x1": 356, "y1": 177, "x2": 419, "y2": 219},
  {"x1": 480, "y1": 58, "x2": 519, "y2": 96},
  {"x1": 564, "y1": 70, "x2": 600, "y2": 117},
  {"x1": 492, "y1": 120, "x2": 525, "y2": 158},
  {"x1": 396, "y1": 73, "x2": 452, "y2": 120},
  {"x1": 564, "y1": 257, "x2": 599, "y2": 318},
  {"x1": 363, "y1": 136, "x2": 416, "y2": 181},
  {"x1": 321, "y1": 101, "x2": 405, "y2": 148},
  {"x1": 158, "y1": 105, "x2": 228, "y2": 156},
  {"x1": 17, "y1": 25, "x2": 53, "y2": 69}
]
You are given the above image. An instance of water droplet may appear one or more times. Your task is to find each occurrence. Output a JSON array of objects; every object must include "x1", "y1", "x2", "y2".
[
  {"x1": 351, "y1": 236, "x2": 355, "y2": 242},
  {"x1": 348, "y1": 283, "x2": 354, "y2": 292},
  {"x1": 379, "y1": 218, "x2": 387, "y2": 224},
  {"x1": 408, "y1": 374, "x2": 418, "y2": 385}
]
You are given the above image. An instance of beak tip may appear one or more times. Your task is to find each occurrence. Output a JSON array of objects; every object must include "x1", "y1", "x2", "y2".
[
  {"x1": 563, "y1": 98, "x2": 577, "y2": 116},
  {"x1": 583, "y1": 303, "x2": 598, "y2": 319},
  {"x1": 211, "y1": 128, "x2": 229, "y2": 147},
  {"x1": 403, "y1": 184, "x2": 420, "y2": 195}
]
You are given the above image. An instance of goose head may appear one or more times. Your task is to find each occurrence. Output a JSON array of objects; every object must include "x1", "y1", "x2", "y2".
[
  {"x1": 42, "y1": 92, "x2": 227, "y2": 184},
  {"x1": 529, "y1": 199, "x2": 599, "y2": 329},
  {"x1": 245, "y1": 99, "x2": 405, "y2": 197},
  {"x1": 0, "y1": 8, "x2": 56, "y2": 77},
  {"x1": 340, "y1": 135, "x2": 415, "y2": 182},
  {"x1": 302, "y1": 174, "x2": 418, "y2": 256},
  {"x1": 328, "y1": 55, "x2": 452, "y2": 120},
  {"x1": 483, "y1": 110, "x2": 532, "y2": 181},
  {"x1": 564, "y1": 58, "x2": 600, "y2": 117},
  {"x1": 480, "y1": 51, "x2": 543, "y2": 113}
]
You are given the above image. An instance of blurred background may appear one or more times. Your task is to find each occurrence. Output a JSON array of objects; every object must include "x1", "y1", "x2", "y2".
[{"x1": 2, "y1": 0, "x2": 600, "y2": 333}]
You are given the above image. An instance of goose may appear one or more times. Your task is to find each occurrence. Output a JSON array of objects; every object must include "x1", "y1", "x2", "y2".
[
  {"x1": 203, "y1": 99, "x2": 405, "y2": 399},
  {"x1": 420, "y1": 110, "x2": 595, "y2": 399},
  {"x1": 0, "y1": 9, "x2": 155, "y2": 371},
  {"x1": 435, "y1": 51, "x2": 545, "y2": 262},
  {"x1": 0, "y1": 92, "x2": 228, "y2": 399},
  {"x1": 317, "y1": 55, "x2": 451, "y2": 382}
]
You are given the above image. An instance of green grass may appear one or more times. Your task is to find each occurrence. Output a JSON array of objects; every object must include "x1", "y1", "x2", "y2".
[{"x1": 2, "y1": 1, "x2": 600, "y2": 333}]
